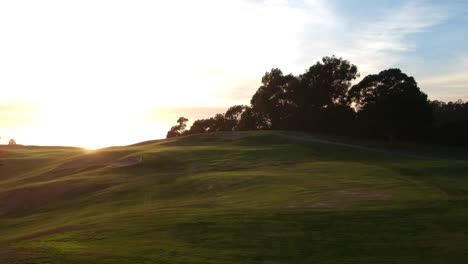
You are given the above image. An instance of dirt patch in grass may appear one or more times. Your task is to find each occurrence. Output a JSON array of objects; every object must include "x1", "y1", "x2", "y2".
[
  {"x1": 0, "y1": 248, "x2": 34, "y2": 264},
  {"x1": 110, "y1": 156, "x2": 143, "y2": 168},
  {"x1": 313, "y1": 190, "x2": 392, "y2": 208},
  {"x1": 219, "y1": 133, "x2": 245, "y2": 140},
  {"x1": 6, "y1": 225, "x2": 85, "y2": 244},
  {"x1": 288, "y1": 190, "x2": 392, "y2": 209},
  {"x1": 57, "y1": 155, "x2": 142, "y2": 170},
  {"x1": 34, "y1": 155, "x2": 143, "y2": 181},
  {"x1": 2, "y1": 225, "x2": 87, "y2": 263},
  {"x1": 0, "y1": 180, "x2": 110, "y2": 216}
]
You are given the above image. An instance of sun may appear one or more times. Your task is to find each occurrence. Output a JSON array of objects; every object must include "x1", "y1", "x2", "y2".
[{"x1": 30, "y1": 101, "x2": 157, "y2": 149}]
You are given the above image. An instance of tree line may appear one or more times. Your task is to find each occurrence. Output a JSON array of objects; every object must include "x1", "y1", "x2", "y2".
[{"x1": 167, "y1": 56, "x2": 468, "y2": 146}]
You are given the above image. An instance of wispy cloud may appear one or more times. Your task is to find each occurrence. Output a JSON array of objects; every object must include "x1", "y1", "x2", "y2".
[
  {"x1": 419, "y1": 55, "x2": 468, "y2": 100},
  {"x1": 0, "y1": 0, "x2": 464, "y2": 145},
  {"x1": 0, "y1": 102, "x2": 40, "y2": 144},
  {"x1": 227, "y1": 0, "x2": 452, "y2": 102},
  {"x1": 298, "y1": 0, "x2": 451, "y2": 75},
  {"x1": 0, "y1": 102, "x2": 39, "y2": 122}
]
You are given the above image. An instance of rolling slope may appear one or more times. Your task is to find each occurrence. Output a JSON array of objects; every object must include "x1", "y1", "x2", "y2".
[{"x1": 1, "y1": 131, "x2": 468, "y2": 263}]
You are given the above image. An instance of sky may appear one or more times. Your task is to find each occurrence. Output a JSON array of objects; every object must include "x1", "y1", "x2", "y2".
[{"x1": 1, "y1": 0, "x2": 467, "y2": 148}]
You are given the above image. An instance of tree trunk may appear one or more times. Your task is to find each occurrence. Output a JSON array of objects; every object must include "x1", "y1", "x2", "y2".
[{"x1": 388, "y1": 134, "x2": 394, "y2": 148}]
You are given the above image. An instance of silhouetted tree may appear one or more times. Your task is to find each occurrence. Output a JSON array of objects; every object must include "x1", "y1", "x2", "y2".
[
  {"x1": 237, "y1": 106, "x2": 269, "y2": 131},
  {"x1": 293, "y1": 56, "x2": 359, "y2": 132},
  {"x1": 164, "y1": 56, "x2": 468, "y2": 148},
  {"x1": 317, "y1": 104, "x2": 356, "y2": 135},
  {"x1": 298, "y1": 56, "x2": 359, "y2": 109},
  {"x1": 166, "y1": 117, "x2": 189, "y2": 138},
  {"x1": 188, "y1": 118, "x2": 216, "y2": 134},
  {"x1": 430, "y1": 100, "x2": 468, "y2": 126},
  {"x1": 225, "y1": 105, "x2": 247, "y2": 131},
  {"x1": 237, "y1": 107, "x2": 256, "y2": 131},
  {"x1": 212, "y1": 113, "x2": 230, "y2": 131},
  {"x1": 429, "y1": 100, "x2": 468, "y2": 146},
  {"x1": 348, "y1": 69, "x2": 432, "y2": 144},
  {"x1": 189, "y1": 114, "x2": 230, "y2": 134},
  {"x1": 250, "y1": 68, "x2": 299, "y2": 130},
  {"x1": 225, "y1": 105, "x2": 246, "y2": 121},
  {"x1": 187, "y1": 105, "x2": 269, "y2": 135}
]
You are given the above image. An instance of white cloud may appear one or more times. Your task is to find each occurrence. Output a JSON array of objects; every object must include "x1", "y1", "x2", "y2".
[
  {"x1": 0, "y1": 0, "x2": 460, "y2": 146},
  {"x1": 0, "y1": 0, "x2": 312, "y2": 146},
  {"x1": 422, "y1": 72, "x2": 468, "y2": 89},
  {"x1": 419, "y1": 56, "x2": 468, "y2": 101},
  {"x1": 0, "y1": 0, "x2": 309, "y2": 106},
  {"x1": 297, "y1": 0, "x2": 450, "y2": 76},
  {"x1": 1, "y1": 0, "x2": 448, "y2": 105}
]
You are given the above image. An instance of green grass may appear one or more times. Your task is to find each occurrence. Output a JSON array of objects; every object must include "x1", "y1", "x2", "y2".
[{"x1": 1, "y1": 131, "x2": 468, "y2": 263}]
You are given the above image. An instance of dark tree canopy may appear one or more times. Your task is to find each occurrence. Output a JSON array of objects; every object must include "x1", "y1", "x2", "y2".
[
  {"x1": 180, "y1": 106, "x2": 256, "y2": 136},
  {"x1": 250, "y1": 69, "x2": 298, "y2": 130},
  {"x1": 165, "y1": 55, "x2": 467, "y2": 147},
  {"x1": 168, "y1": 56, "x2": 361, "y2": 139},
  {"x1": 429, "y1": 100, "x2": 468, "y2": 146},
  {"x1": 430, "y1": 100, "x2": 468, "y2": 126},
  {"x1": 166, "y1": 117, "x2": 189, "y2": 138},
  {"x1": 238, "y1": 106, "x2": 269, "y2": 131},
  {"x1": 225, "y1": 105, "x2": 250, "y2": 131},
  {"x1": 249, "y1": 57, "x2": 359, "y2": 132},
  {"x1": 298, "y1": 56, "x2": 359, "y2": 109},
  {"x1": 349, "y1": 69, "x2": 432, "y2": 142},
  {"x1": 225, "y1": 105, "x2": 244, "y2": 120},
  {"x1": 290, "y1": 56, "x2": 359, "y2": 133}
]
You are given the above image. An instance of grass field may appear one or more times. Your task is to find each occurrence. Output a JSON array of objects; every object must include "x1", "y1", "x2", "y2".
[{"x1": 1, "y1": 131, "x2": 468, "y2": 263}]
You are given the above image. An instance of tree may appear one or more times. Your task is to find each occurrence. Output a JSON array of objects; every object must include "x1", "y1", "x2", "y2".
[
  {"x1": 298, "y1": 56, "x2": 359, "y2": 109},
  {"x1": 212, "y1": 113, "x2": 230, "y2": 132},
  {"x1": 186, "y1": 105, "x2": 267, "y2": 134},
  {"x1": 289, "y1": 56, "x2": 359, "y2": 132},
  {"x1": 237, "y1": 107, "x2": 256, "y2": 131},
  {"x1": 429, "y1": 100, "x2": 468, "y2": 146},
  {"x1": 348, "y1": 69, "x2": 432, "y2": 143},
  {"x1": 237, "y1": 106, "x2": 269, "y2": 131},
  {"x1": 188, "y1": 118, "x2": 216, "y2": 134},
  {"x1": 430, "y1": 99, "x2": 468, "y2": 126},
  {"x1": 225, "y1": 105, "x2": 249, "y2": 131},
  {"x1": 166, "y1": 117, "x2": 189, "y2": 138},
  {"x1": 225, "y1": 105, "x2": 246, "y2": 121},
  {"x1": 250, "y1": 68, "x2": 299, "y2": 130},
  {"x1": 187, "y1": 114, "x2": 230, "y2": 134}
]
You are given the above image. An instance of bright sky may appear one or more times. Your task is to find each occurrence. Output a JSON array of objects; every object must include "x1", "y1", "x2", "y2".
[{"x1": 1, "y1": 0, "x2": 467, "y2": 148}]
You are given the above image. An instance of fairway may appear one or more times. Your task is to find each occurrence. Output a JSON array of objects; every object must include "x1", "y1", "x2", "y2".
[{"x1": 1, "y1": 131, "x2": 468, "y2": 263}]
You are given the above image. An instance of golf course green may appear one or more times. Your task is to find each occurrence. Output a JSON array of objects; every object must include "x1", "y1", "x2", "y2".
[{"x1": 1, "y1": 131, "x2": 468, "y2": 263}]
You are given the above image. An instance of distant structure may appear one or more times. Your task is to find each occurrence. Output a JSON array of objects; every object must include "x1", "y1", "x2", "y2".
[{"x1": 8, "y1": 139, "x2": 16, "y2": 145}]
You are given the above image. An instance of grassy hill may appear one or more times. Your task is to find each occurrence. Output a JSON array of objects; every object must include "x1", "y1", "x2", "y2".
[{"x1": 1, "y1": 131, "x2": 468, "y2": 263}]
